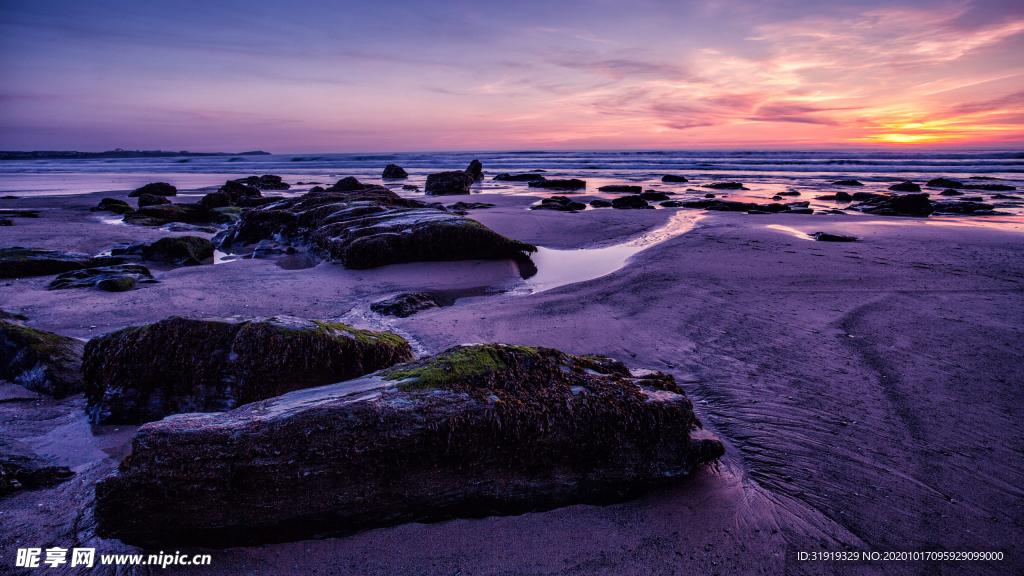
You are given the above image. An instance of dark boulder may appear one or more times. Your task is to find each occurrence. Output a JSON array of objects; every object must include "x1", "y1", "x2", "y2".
[
  {"x1": 402, "y1": 184, "x2": 419, "y2": 190},
  {"x1": 83, "y1": 316, "x2": 414, "y2": 424},
  {"x1": 640, "y1": 191, "x2": 670, "y2": 201},
  {"x1": 0, "y1": 219, "x2": 11, "y2": 226},
  {"x1": 0, "y1": 436, "x2": 75, "y2": 497},
  {"x1": 465, "y1": 159, "x2": 483, "y2": 181},
  {"x1": 215, "y1": 187, "x2": 535, "y2": 268},
  {"x1": 382, "y1": 164, "x2": 408, "y2": 179},
  {"x1": 612, "y1": 196, "x2": 649, "y2": 209},
  {"x1": 835, "y1": 191, "x2": 852, "y2": 202},
  {"x1": 853, "y1": 193, "x2": 933, "y2": 217},
  {"x1": 939, "y1": 189, "x2": 964, "y2": 196},
  {"x1": 128, "y1": 183, "x2": 176, "y2": 198},
  {"x1": 0, "y1": 248, "x2": 124, "y2": 279},
  {"x1": 234, "y1": 175, "x2": 290, "y2": 190},
  {"x1": 0, "y1": 321, "x2": 84, "y2": 398},
  {"x1": 47, "y1": 264, "x2": 153, "y2": 291},
  {"x1": 851, "y1": 192, "x2": 884, "y2": 201},
  {"x1": 528, "y1": 179, "x2": 586, "y2": 191},
  {"x1": 91, "y1": 198, "x2": 134, "y2": 215},
  {"x1": 589, "y1": 199, "x2": 613, "y2": 207},
  {"x1": 832, "y1": 180, "x2": 863, "y2": 186},
  {"x1": 703, "y1": 182, "x2": 747, "y2": 190},
  {"x1": 425, "y1": 171, "x2": 474, "y2": 195},
  {"x1": 370, "y1": 293, "x2": 440, "y2": 318},
  {"x1": 93, "y1": 344, "x2": 724, "y2": 547},
  {"x1": 812, "y1": 232, "x2": 858, "y2": 242},
  {"x1": 493, "y1": 173, "x2": 545, "y2": 181},
  {"x1": 660, "y1": 201, "x2": 683, "y2": 207},
  {"x1": 219, "y1": 180, "x2": 263, "y2": 200},
  {"x1": 449, "y1": 202, "x2": 495, "y2": 211},
  {"x1": 598, "y1": 185, "x2": 642, "y2": 193},
  {"x1": 661, "y1": 175, "x2": 688, "y2": 182},
  {"x1": 200, "y1": 190, "x2": 233, "y2": 209},
  {"x1": 777, "y1": 191, "x2": 801, "y2": 196},
  {"x1": 236, "y1": 195, "x2": 284, "y2": 208},
  {"x1": 927, "y1": 178, "x2": 963, "y2": 188},
  {"x1": 328, "y1": 177, "x2": 366, "y2": 192},
  {"x1": 888, "y1": 181, "x2": 921, "y2": 192},
  {"x1": 141, "y1": 236, "x2": 214, "y2": 265},
  {"x1": 123, "y1": 203, "x2": 227, "y2": 227},
  {"x1": 137, "y1": 193, "x2": 171, "y2": 208},
  {"x1": 681, "y1": 199, "x2": 757, "y2": 211}
]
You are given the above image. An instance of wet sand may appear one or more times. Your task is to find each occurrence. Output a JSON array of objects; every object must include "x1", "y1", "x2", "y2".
[{"x1": 1, "y1": 189, "x2": 1022, "y2": 575}]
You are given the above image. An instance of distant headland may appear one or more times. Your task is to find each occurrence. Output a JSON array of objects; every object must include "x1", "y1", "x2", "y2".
[{"x1": 0, "y1": 149, "x2": 271, "y2": 160}]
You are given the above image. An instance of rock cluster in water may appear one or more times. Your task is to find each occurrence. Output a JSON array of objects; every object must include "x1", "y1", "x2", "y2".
[{"x1": 94, "y1": 344, "x2": 724, "y2": 547}]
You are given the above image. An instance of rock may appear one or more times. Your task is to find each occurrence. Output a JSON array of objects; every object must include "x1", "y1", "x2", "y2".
[
  {"x1": 370, "y1": 293, "x2": 440, "y2": 318},
  {"x1": 832, "y1": 180, "x2": 863, "y2": 186},
  {"x1": 777, "y1": 191, "x2": 801, "y2": 196},
  {"x1": 528, "y1": 179, "x2": 586, "y2": 191},
  {"x1": 835, "y1": 191, "x2": 852, "y2": 202},
  {"x1": 992, "y1": 194, "x2": 1021, "y2": 200},
  {"x1": 200, "y1": 190, "x2": 233, "y2": 208},
  {"x1": 375, "y1": 165, "x2": 407, "y2": 180},
  {"x1": 0, "y1": 209, "x2": 39, "y2": 218},
  {"x1": 927, "y1": 178, "x2": 963, "y2": 188},
  {"x1": 83, "y1": 316, "x2": 413, "y2": 424},
  {"x1": 91, "y1": 198, "x2": 134, "y2": 215},
  {"x1": 252, "y1": 240, "x2": 284, "y2": 257},
  {"x1": 219, "y1": 180, "x2": 263, "y2": 201},
  {"x1": 218, "y1": 187, "x2": 535, "y2": 268},
  {"x1": 122, "y1": 203, "x2": 230, "y2": 227},
  {"x1": 465, "y1": 159, "x2": 483, "y2": 181},
  {"x1": 853, "y1": 193, "x2": 933, "y2": 217},
  {"x1": 310, "y1": 186, "x2": 326, "y2": 193},
  {"x1": 589, "y1": 199, "x2": 612, "y2": 207},
  {"x1": 703, "y1": 182, "x2": 747, "y2": 190},
  {"x1": 888, "y1": 181, "x2": 921, "y2": 192},
  {"x1": 425, "y1": 171, "x2": 474, "y2": 195},
  {"x1": 402, "y1": 184, "x2": 420, "y2": 190},
  {"x1": 128, "y1": 182, "x2": 177, "y2": 197},
  {"x1": 661, "y1": 175, "x2": 688, "y2": 182},
  {"x1": 0, "y1": 321, "x2": 84, "y2": 398},
  {"x1": 94, "y1": 344, "x2": 724, "y2": 547},
  {"x1": 493, "y1": 173, "x2": 545, "y2": 181},
  {"x1": 0, "y1": 248, "x2": 125, "y2": 279},
  {"x1": 234, "y1": 175, "x2": 291, "y2": 190},
  {"x1": 939, "y1": 189, "x2": 964, "y2": 196},
  {"x1": 785, "y1": 208, "x2": 815, "y2": 214},
  {"x1": 598, "y1": 185, "x2": 642, "y2": 193},
  {"x1": 681, "y1": 199, "x2": 757, "y2": 212},
  {"x1": 534, "y1": 197, "x2": 585, "y2": 211},
  {"x1": 236, "y1": 195, "x2": 283, "y2": 208},
  {"x1": 851, "y1": 192, "x2": 884, "y2": 201},
  {"x1": 47, "y1": 264, "x2": 152, "y2": 291},
  {"x1": 328, "y1": 177, "x2": 366, "y2": 192},
  {"x1": 962, "y1": 184, "x2": 1016, "y2": 191},
  {"x1": 141, "y1": 236, "x2": 214, "y2": 265},
  {"x1": 812, "y1": 232, "x2": 858, "y2": 242},
  {"x1": 931, "y1": 201, "x2": 997, "y2": 215},
  {"x1": 137, "y1": 193, "x2": 171, "y2": 208},
  {"x1": 612, "y1": 196, "x2": 649, "y2": 209},
  {"x1": 640, "y1": 192, "x2": 670, "y2": 201},
  {"x1": 450, "y1": 202, "x2": 495, "y2": 211},
  {"x1": 705, "y1": 194, "x2": 716, "y2": 198},
  {"x1": 0, "y1": 219, "x2": 11, "y2": 226},
  {"x1": 0, "y1": 436, "x2": 75, "y2": 497},
  {"x1": 660, "y1": 201, "x2": 683, "y2": 207}
]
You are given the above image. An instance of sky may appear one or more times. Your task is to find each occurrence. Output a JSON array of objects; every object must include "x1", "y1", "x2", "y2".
[{"x1": 1, "y1": 0, "x2": 1022, "y2": 152}]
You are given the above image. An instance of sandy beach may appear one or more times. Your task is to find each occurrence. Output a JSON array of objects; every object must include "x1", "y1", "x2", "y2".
[{"x1": 2, "y1": 180, "x2": 1022, "y2": 575}]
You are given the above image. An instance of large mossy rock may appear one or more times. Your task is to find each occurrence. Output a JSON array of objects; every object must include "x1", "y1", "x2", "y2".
[
  {"x1": 82, "y1": 316, "x2": 414, "y2": 424},
  {"x1": 0, "y1": 436, "x2": 75, "y2": 497},
  {"x1": 122, "y1": 203, "x2": 229, "y2": 227},
  {"x1": 215, "y1": 187, "x2": 536, "y2": 269},
  {"x1": 91, "y1": 198, "x2": 134, "y2": 215},
  {"x1": 0, "y1": 321, "x2": 84, "y2": 398},
  {"x1": 0, "y1": 247, "x2": 125, "y2": 279},
  {"x1": 94, "y1": 344, "x2": 724, "y2": 547},
  {"x1": 140, "y1": 236, "x2": 214, "y2": 265},
  {"x1": 128, "y1": 182, "x2": 177, "y2": 197}
]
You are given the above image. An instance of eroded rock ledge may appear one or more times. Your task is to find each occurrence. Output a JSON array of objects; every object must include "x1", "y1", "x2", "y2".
[{"x1": 94, "y1": 344, "x2": 723, "y2": 548}]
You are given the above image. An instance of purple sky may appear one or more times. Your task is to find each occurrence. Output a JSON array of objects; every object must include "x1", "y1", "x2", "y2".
[{"x1": 1, "y1": 0, "x2": 1022, "y2": 152}]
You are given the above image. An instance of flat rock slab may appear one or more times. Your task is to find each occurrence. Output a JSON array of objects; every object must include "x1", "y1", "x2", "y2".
[
  {"x1": 0, "y1": 247, "x2": 125, "y2": 279},
  {"x1": 83, "y1": 316, "x2": 413, "y2": 424},
  {"x1": 94, "y1": 344, "x2": 724, "y2": 548}
]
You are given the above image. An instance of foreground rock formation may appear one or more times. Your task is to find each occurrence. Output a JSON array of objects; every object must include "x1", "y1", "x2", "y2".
[
  {"x1": 94, "y1": 344, "x2": 724, "y2": 547},
  {"x1": 0, "y1": 248, "x2": 125, "y2": 279},
  {"x1": 0, "y1": 436, "x2": 75, "y2": 497},
  {"x1": 0, "y1": 321, "x2": 84, "y2": 398},
  {"x1": 47, "y1": 264, "x2": 153, "y2": 291},
  {"x1": 83, "y1": 316, "x2": 413, "y2": 424},
  {"x1": 214, "y1": 183, "x2": 536, "y2": 269}
]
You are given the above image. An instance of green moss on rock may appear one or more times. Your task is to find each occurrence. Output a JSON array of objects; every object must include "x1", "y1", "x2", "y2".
[
  {"x1": 0, "y1": 321, "x2": 84, "y2": 397},
  {"x1": 141, "y1": 236, "x2": 214, "y2": 265}
]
